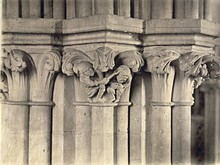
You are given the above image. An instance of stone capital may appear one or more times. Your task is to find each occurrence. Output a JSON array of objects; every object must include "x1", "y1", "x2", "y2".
[
  {"x1": 33, "y1": 50, "x2": 62, "y2": 101},
  {"x1": 1, "y1": 48, "x2": 35, "y2": 100},
  {"x1": 62, "y1": 46, "x2": 144, "y2": 103}
]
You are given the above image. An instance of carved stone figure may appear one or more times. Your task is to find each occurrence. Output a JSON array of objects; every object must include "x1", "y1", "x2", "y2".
[
  {"x1": 107, "y1": 65, "x2": 131, "y2": 102},
  {"x1": 62, "y1": 47, "x2": 144, "y2": 103},
  {"x1": 73, "y1": 61, "x2": 118, "y2": 102}
]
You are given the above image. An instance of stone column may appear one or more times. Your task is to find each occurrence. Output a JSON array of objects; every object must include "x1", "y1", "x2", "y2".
[
  {"x1": 28, "y1": 51, "x2": 61, "y2": 164},
  {"x1": 172, "y1": 52, "x2": 207, "y2": 164},
  {"x1": 172, "y1": 51, "x2": 212, "y2": 165},
  {"x1": 143, "y1": 48, "x2": 180, "y2": 165},
  {"x1": 62, "y1": 47, "x2": 144, "y2": 165},
  {"x1": 90, "y1": 105, "x2": 115, "y2": 165},
  {"x1": 1, "y1": 49, "x2": 35, "y2": 165},
  {"x1": 129, "y1": 74, "x2": 148, "y2": 165},
  {"x1": 172, "y1": 70, "x2": 193, "y2": 165}
]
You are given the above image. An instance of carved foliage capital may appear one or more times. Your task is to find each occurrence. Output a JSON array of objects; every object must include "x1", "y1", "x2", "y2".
[
  {"x1": 177, "y1": 51, "x2": 217, "y2": 89},
  {"x1": 1, "y1": 48, "x2": 34, "y2": 73},
  {"x1": 36, "y1": 50, "x2": 61, "y2": 99},
  {"x1": 143, "y1": 49, "x2": 180, "y2": 74},
  {"x1": 62, "y1": 47, "x2": 144, "y2": 103},
  {"x1": 1, "y1": 48, "x2": 35, "y2": 100}
]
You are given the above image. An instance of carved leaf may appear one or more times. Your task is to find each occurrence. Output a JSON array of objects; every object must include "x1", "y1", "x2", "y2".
[
  {"x1": 62, "y1": 49, "x2": 93, "y2": 76},
  {"x1": 116, "y1": 50, "x2": 144, "y2": 73},
  {"x1": 2, "y1": 49, "x2": 35, "y2": 73},
  {"x1": 145, "y1": 49, "x2": 180, "y2": 74},
  {"x1": 93, "y1": 47, "x2": 117, "y2": 72},
  {"x1": 37, "y1": 50, "x2": 61, "y2": 98},
  {"x1": 179, "y1": 52, "x2": 213, "y2": 77},
  {"x1": 39, "y1": 50, "x2": 61, "y2": 73}
]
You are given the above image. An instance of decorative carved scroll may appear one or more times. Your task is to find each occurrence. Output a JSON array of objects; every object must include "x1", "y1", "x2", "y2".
[
  {"x1": 1, "y1": 49, "x2": 35, "y2": 100},
  {"x1": 62, "y1": 47, "x2": 144, "y2": 103}
]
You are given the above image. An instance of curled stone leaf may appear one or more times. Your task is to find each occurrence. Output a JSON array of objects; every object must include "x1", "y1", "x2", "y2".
[
  {"x1": 116, "y1": 50, "x2": 144, "y2": 73},
  {"x1": 62, "y1": 49, "x2": 93, "y2": 76},
  {"x1": 40, "y1": 51, "x2": 61, "y2": 73},
  {"x1": 145, "y1": 49, "x2": 180, "y2": 74}
]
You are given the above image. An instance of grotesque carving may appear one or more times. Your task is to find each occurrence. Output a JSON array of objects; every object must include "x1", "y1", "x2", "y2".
[
  {"x1": 62, "y1": 47, "x2": 144, "y2": 103},
  {"x1": 107, "y1": 65, "x2": 132, "y2": 102}
]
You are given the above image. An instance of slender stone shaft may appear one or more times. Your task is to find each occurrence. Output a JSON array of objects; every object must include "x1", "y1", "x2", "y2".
[
  {"x1": 115, "y1": 0, "x2": 130, "y2": 17},
  {"x1": 91, "y1": 106, "x2": 115, "y2": 165},
  {"x1": 7, "y1": 0, "x2": 19, "y2": 18},
  {"x1": 172, "y1": 71, "x2": 193, "y2": 165},
  {"x1": 29, "y1": 105, "x2": 52, "y2": 165},
  {"x1": 174, "y1": 0, "x2": 185, "y2": 18},
  {"x1": 205, "y1": 0, "x2": 213, "y2": 21},
  {"x1": 53, "y1": 0, "x2": 66, "y2": 19},
  {"x1": 116, "y1": 105, "x2": 129, "y2": 165},
  {"x1": 75, "y1": 0, "x2": 92, "y2": 17},
  {"x1": 21, "y1": 0, "x2": 30, "y2": 18},
  {"x1": 129, "y1": 75, "x2": 147, "y2": 165},
  {"x1": 66, "y1": 0, "x2": 76, "y2": 19},
  {"x1": 140, "y1": 0, "x2": 151, "y2": 19},
  {"x1": 75, "y1": 106, "x2": 92, "y2": 164},
  {"x1": 30, "y1": 0, "x2": 41, "y2": 18},
  {"x1": 2, "y1": 0, "x2": 7, "y2": 18},
  {"x1": 146, "y1": 71, "x2": 174, "y2": 165},
  {"x1": 94, "y1": 0, "x2": 114, "y2": 14},
  {"x1": 152, "y1": 0, "x2": 173, "y2": 19},
  {"x1": 1, "y1": 105, "x2": 29, "y2": 165},
  {"x1": 44, "y1": 0, "x2": 53, "y2": 18}
]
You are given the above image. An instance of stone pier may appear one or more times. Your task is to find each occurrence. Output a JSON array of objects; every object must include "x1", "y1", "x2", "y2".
[{"x1": 1, "y1": 1, "x2": 220, "y2": 165}]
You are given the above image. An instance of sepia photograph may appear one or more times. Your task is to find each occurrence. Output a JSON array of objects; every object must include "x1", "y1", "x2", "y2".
[{"x1": 1, "y1": 0, "x2": 220, "y2": 165}]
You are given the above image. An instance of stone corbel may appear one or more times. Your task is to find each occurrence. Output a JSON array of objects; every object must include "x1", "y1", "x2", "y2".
[{"x1": 62, "y1": 46, "x2": 144, "y2": 103}]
